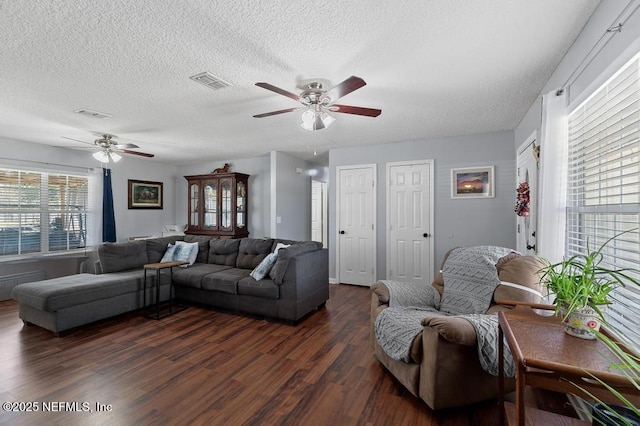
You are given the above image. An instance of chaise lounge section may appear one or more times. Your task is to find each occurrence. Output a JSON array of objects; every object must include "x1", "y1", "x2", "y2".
[{"x1": 12, "y1": 235, "x2": 329, "y2": 334}]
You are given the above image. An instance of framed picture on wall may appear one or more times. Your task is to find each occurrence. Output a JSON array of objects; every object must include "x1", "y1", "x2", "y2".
[
  {"x1": 451, "y1": 166, "x2": 494, "y2": 199},
  {"x1": 128, "y1": 179, "x2": 163, "y2": 209}
]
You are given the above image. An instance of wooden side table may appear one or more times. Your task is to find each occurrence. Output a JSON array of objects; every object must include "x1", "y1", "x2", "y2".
[
  {"x1": 143, "y1": 260, "x2": 189, "y2": 319},
  {"x1": 498, "y1": 305, "x2": 640, "y2": 426}
]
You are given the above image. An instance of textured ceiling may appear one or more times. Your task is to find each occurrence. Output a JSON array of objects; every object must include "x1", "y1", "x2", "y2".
[{"x1": 0, "y1": 0, "x2": 600, "y2": 166}]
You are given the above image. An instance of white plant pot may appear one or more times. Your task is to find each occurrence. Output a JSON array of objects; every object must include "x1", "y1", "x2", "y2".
[{"x1": 560, "y1": 306, "x2": 602, "y2": 340}]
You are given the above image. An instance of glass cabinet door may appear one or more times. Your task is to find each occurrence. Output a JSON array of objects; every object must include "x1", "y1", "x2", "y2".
[
  {"x1": 236, "y1": 181, "x2": 246, "y2": 228},
  {"x1": 185, "y1": 173, "x2": 248, "y2": 237},
  {"x1": 189, "y1": 182, "x2": 199, "y2": 229},
  {"x1": 220, "y1": 179, "x2": 232, "y2": 229},
  {"x1": 203, "y1": 181, "x2": 217, "y2": 230}
]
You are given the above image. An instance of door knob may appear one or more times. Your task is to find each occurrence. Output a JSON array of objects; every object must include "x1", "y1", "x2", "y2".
[
  {"x1": 423, "y1": 233, "x2": 430, "y2": 238},
  {"x1": 339, "y1": 230, "x2": 345, "y2": 234},
  {"x1": 527, "y1": 244, "x2": 536, "y2": 251}
]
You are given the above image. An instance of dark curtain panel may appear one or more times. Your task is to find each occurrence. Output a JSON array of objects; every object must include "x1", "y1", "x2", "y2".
[{"x1": 102, "y1": 167, "x2": 116, "y2": 242}]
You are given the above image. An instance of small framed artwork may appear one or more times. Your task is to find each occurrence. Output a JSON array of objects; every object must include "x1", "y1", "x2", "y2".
[
  {"x1": 128, "y1": 179, "x2": 163, "y2": 209},
  {"x1": 451, "y1": 166, "x2": 495, "y2": 199}
]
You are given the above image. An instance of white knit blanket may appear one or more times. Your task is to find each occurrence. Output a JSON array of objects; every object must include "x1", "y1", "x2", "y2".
[
  {"x1": 440, "y1": 246, "x2": 514, "y2": 315},
  {"x1": 374, "y1": 247, "x2": 517, "y2": 376},
  {"x1": 460, "y1": 314, "x2": 515, "y2": 377},
  {"x1": 374, "y1": 280, "x2": 442, "y2": 362}
]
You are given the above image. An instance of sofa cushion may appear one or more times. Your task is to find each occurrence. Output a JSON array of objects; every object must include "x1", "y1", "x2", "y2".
[
  {"x1": 494, "y1": 255, "x2": 545, "y2": 304},
  {"x1": 146, "y1": 236, "x2": 184, "y2": 263},
  {"x1": 201, "y1": 268, "x2": 251, "y2": 294},
  {"x1": 238, "y1": 276, "x2": 280, "y2": 299},
  {"x1": 99, "y1": 240, "x2": 149, "y2": 273},
  {"x1": 184, "y1": 235, "x2": 215, "y2": 263},
  {"x1": 269, "y1": 241, "x2": 322, "y2": 284},
  {"x1": 208, "y1": 239, "x2": 241, "y2": 266},
  {"x1": 11, "y1": 273, "x2": 141, "y2": 311},
  {"x1": 172, "y1": 264, "x2": 232, "y2": 289},
  {"x1": 236, "y1": 238, "x2": 274, "y2": 270}
]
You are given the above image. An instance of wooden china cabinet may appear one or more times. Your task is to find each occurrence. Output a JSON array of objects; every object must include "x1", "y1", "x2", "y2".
[{"x1": 184, "y1": 172, "x2": 249, "y2": 238}]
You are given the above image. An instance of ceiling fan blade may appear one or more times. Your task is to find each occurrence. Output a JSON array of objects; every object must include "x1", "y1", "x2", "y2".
[
  {"x1": 253, "y1": 107, "x2": 303, "y2": 118},
  {"x1": 120, "y1": 149, "x2": 154, "y2": 158},
  {"x1": 61, "y1": 136, "x2": 94, "y2": 146},
  {"x1": 325, "y1": 76, "x2": 366, "y2": 101},
  {"x1": 331, "y1": 104, "x2": 382, "y2": 117},
  {"x1": 255, "y1": 82, "x2": 300, "y2": 101},
  {"x1": 112, "y1": 142, "x2": 139, "y2": 149}
]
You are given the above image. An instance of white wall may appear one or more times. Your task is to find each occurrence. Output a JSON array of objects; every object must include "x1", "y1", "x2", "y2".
[
  {"x1": 328, "y1": 130, "x2": 516, "y2": 282},
  {"x1": 515, "y1": 0, "x2": 640, "y2": 146},
  {"x1": 107, "y1": 158, "x2": 179, "y2": 240},
  {"x1": 176, "y1": 155, "x2": 272, "y2": 238},
  {"x1": 270, "y1": 152, "x2": 313, "y2": 240}
]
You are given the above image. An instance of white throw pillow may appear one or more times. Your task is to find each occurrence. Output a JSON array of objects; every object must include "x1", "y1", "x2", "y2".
[
  {"x1": 274, "y1": 243, "x2": 291, "y2": 254},
  {"x1": 250, "y1": 252, "x2": 277, "y2": 281},
  {"x1": 173, "y1": 241, "x2": 199, "y2": 266},
  {"x1": 160, "y1": 243, "x2": 176, "y2": 263}
]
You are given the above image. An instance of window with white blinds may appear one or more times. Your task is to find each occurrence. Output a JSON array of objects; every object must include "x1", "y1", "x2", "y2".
[
  {"x1": 567, "y1": 52, "x2": 640, "y2": 351},
  {"x1": 0, "y1": 168, "x2": 88, "y2": 256}
]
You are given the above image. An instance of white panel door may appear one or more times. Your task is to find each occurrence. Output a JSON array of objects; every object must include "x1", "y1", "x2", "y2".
[
  {"x1": 311, "y1": 180, "x2": 326, "y2": 246},
  {"x1": 516, "y1": 133, "x2": 538, "y2": 255},
  {"x1": 387, "y1": 160, "x2": 434, "y2": 284},
  {"x1": 337, "y1": 165, "x2": 376, "y2": 286}
]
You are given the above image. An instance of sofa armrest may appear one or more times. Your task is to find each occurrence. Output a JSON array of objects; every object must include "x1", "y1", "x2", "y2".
[
  {"x1": 421, "y1": 316, "x2": 477, "y2": 346},
  {"x1": 276, "y1": 248, "x2": 329, "y2": 321},
  {"x1": 371, "y1": 281, "x2": 390, "y2": 304}
]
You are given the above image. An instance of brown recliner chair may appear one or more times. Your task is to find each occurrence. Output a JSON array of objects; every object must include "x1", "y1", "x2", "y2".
[{"x1": 370, "y1": 249, "x2": 544, "y2": 410}]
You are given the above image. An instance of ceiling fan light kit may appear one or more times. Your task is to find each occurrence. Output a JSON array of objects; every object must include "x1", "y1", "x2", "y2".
[
  {"x1": 92, "y1": 149, "x2": 121, "y2": 163},
  {"x1": 254, "y1": 75, "x2": 381, "y2": 131},
  {"x1": 300, "y1": 108, "x2": 335, "y2": 131}
]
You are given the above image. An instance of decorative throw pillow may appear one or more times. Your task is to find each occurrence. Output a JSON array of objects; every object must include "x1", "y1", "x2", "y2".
[
  {"x1": 250, "y1": 252, "x2": 277, "y2": 281},
  {"x1": 274, "y1": 243, "x2": 291, "y2": 254},
  {"x1": 160, "y1": 243, "x2": 176, "y2": 263},
  {"x1": 173, "y1": 241, "x2": 199, "y2": 266}
]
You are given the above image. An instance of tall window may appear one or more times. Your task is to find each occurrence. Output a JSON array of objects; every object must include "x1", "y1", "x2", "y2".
[
  {"x1": 566, "y1": 52, "x2": 640, "y2": 349},
  {"x1": 0, "y1": 168, "x2": 88, "y2": 256}
]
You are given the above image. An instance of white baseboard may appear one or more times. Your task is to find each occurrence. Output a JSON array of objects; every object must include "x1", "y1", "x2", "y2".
[{"x1": 329, "y1": 278, "x2": 338, "y2": 284}]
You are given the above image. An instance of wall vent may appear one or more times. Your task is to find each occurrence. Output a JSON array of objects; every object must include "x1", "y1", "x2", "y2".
[
  {"x1": 74, "y1": 108, "x2": 112, "y2": 119},
  {"x1": 189, "y1": 72, "x2": 231, "y2": 90}
]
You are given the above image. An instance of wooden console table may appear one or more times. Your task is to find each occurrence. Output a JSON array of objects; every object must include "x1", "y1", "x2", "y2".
[{"x1": 498, "y1": 305, "x2": 640, "y2": 426}]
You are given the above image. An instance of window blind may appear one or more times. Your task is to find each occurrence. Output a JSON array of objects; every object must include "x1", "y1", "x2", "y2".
[
  {"x1": 0, "y1": 168, "x2": 88, "y2": 256},
  {"x1": 567, "y1": 52, "x2": 640, "y2": 351}
]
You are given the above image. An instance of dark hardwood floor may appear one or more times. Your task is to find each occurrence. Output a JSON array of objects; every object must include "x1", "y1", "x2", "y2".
[{"x1": 0, "y1": 284, "x2": 575, "y2": 425}]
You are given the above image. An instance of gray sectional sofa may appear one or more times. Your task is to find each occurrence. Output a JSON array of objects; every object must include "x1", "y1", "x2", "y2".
[{"x1": 12, "y1": 235, "x2": 329, "y2": 334}]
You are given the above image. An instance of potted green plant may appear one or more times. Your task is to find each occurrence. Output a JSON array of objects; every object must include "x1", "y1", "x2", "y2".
[{"x1": 538, "y1": 230, "x2": 640, "y2": 339}]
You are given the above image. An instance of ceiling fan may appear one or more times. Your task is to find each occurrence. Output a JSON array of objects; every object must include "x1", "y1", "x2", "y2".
[
  {"x1": 253, "y1": 75, "x2": 382, "y2": 131},
  {"x1": 61, "y1": 134, "x2": 154, "y2": 163}
]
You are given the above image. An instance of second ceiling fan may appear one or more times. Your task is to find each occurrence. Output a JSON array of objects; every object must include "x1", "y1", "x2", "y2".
[
  {"x1": 62, "y1": 134, "x2": 154, "y2": 163},
  {"x1": 253, "y1": 75, "x2": 381, "y2": 131}
]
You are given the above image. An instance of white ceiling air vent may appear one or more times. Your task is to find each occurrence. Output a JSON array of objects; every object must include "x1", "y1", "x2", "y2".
[
  {"x1": 74, "y1": 108, "x2": 112, "y2": 119},
  {"x1": 189, "y1": 72, "x2": 231, "y2": 90}
]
